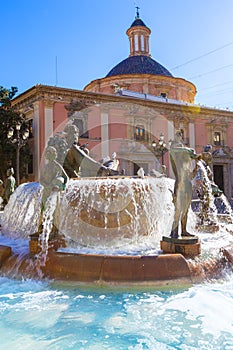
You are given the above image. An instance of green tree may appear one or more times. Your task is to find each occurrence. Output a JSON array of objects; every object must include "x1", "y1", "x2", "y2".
[
  {"x1": 0, "y1": 86, "x2": 30, "y2": 182},
  {"x1": 0, "y1": 86, "x2": 18, "y2": 107}
]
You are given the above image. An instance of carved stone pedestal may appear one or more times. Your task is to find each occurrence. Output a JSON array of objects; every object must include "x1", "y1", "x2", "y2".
[{"x1": 160, "y1": 236, "x2": 201, "y2": 258}]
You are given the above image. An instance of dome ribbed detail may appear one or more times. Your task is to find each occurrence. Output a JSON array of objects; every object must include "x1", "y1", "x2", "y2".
[{"x1": 106, "y1": 55, "x2": 173, "y2": 78}]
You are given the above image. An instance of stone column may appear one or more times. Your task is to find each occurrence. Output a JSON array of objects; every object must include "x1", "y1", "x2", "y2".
[
  {"x1": 189, "y1": 122, "x2": 195, "y2": 149},
  {"x1": 33, "y1": 102, "x2": 40, "y2": 181},
  {"x1": 44, "y1": 101, "x2": 54, "y2": 148},
  {"x1": 100, "y1": 109, "x2": 109, "y2": 159}
]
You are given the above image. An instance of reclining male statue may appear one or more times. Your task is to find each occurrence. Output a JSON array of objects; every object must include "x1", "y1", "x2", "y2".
[{"x1": 62, "y1": 124, "x2": 111, "y2": 178}]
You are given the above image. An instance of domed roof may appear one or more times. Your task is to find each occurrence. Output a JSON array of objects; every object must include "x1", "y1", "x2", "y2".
[
  {"x1": 106, "y1": 55, "x2": 173, "y2": 78},
  {"x1": 130, "y1": 18, "x2": 147, "y2": 27}
]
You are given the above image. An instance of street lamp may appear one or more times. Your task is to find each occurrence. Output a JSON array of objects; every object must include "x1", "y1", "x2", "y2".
[
  {"x1": 151, "y1": 133, "x2": 168, "y2": 165},
  {"x1": 7, "y1": 122, "x2": 29, "y2": 186}
]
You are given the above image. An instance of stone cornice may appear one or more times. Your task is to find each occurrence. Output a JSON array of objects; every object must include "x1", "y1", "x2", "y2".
[{"x1": 11, "y1": 84, "x2": 233, "y2": 121}]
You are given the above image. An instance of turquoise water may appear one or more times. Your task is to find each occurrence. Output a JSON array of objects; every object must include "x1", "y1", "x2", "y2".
[
  {"x1": 1, "y1": 179, "x2": 233, "y2": 349},
  {"x1": 1, "y1": 276, "x2": 233, "y2": 349}
]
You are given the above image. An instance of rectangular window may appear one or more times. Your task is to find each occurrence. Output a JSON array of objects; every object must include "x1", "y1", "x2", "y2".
[
  {"x1": 29, "y1": 119, "x2": 33, "y2": 138},
  {"x1": 135, "y1": 125, "x2": 145, "y2": 141},
  {"x1": 214, "y1": 131, "x2": 221, "y2": 146}
]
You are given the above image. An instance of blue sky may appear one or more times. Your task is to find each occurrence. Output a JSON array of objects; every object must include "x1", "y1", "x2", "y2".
[{"x1": 1, "y1": 0, "x2": 233, "y2": 110}]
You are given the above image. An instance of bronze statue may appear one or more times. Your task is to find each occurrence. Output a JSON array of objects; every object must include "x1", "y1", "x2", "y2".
[
  {"x1": 170, "y1": 131, "x2": 201, "y2": 238},
  {"x1": 47, "y1": 134, "x2": 68, "y2": 165},
  {"x1": 62, "y1": 124, "x2": 110, "y2": 177},
  {"x1": 63, "y1": 142, "x2": 108, "y2": 177},
  {"x1": 37, "y1": 146, "x2": 69, "y2": 240},
  {"x1": 40, "y1": 146, "x2": 69, "y2": 209},
  {"x1": 3, "y1": 168, "x2": 16, "y2": 204},
  {"x1": 48, "y1": 123, "x2": 119, "y2": 178}
]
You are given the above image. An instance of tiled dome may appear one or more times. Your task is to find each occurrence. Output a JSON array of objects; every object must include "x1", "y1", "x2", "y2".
[
  {"x1": 106, "y1": 55, "x2": 173, "y2": 77},
  {"x1": 130, "y1": 18, "x2": 147, "y2": 27}
]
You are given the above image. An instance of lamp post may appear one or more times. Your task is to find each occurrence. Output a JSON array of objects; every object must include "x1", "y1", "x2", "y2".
[
  {"x1": 151, "y1": 133, "x2": 168, "y2": 165},
  {"x1": 7, "y1": 122, "x2": 29, "y2": 186}
]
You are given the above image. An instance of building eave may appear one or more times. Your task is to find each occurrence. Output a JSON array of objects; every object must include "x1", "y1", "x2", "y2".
[{"x1": 11, "y1": 84, "x2": 233, "y2": 119}]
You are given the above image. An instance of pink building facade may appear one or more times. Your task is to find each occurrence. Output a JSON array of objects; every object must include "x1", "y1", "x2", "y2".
[{"x1": 12, "y1": 14, "x2": 233, "y2": 198}]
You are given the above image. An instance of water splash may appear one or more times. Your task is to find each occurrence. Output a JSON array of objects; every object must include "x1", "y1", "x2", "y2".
[
  {"x1": 37, "y1": 191, "x2": 60, "y2": 267},
  {"x1": 2, "y1": 176, "x2": 233, "y2": 280},
  {"x1": 1, "y1": 277, "x2": 233, "y2": 348},
  {"x1": 218, "y1": 194, "x2": 233, "y2": 223},
  {"x1": 59, "y1": 177, "x2": 175, "y2": 251},
  {"x1": 1, "y1": 182, "x2": 42, "y2": 238},
  {"x1": 1, "y1": 177, "x2": 175, "y2": 255},
  {"x1": 196, "y1": 161, "x2": 218, "y2": 225}
]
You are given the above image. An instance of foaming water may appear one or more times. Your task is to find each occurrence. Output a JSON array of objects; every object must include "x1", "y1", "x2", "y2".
[
  {"x1": 38, "y1": 191, "x2": 59, "y2": 266},
  {"x1": 187, "y1": 221, "x2": 233, "y2": 281},
  {"x1": 1, "y1": 276, "x2": 233, "y2": 349},
  {"x1": 1, "y1": 182, "x2": 42, "y2": 238},
  {"x1": 59, "y1": 177, "x2": 175, "y2": 249},
  {"x1": 1, "y1": 177, "x2": 233, "y2": 257},
  {"x1": 197, "y1": 160, "x2": 218, "y2": 222},
  {"x1": 1, "y1": 177, "x2": 177, "y2": 253},
  {"x1": 2, "y1": 177, "x2": 233, "y2": 281},
  {"x1": 219, "y1": 194, "x2": 233, "y2": 222}
]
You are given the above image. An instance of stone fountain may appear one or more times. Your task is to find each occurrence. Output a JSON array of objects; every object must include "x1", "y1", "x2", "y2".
[{"x1": 1, "y1": 126, "x2": 233, "y2": 286}]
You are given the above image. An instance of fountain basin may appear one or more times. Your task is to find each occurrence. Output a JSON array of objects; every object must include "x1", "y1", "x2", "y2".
[
  {"x1": 0, "y1": 244, "x2": 192, "y2": 286},
  {"x1": 2, "y1": 175, "x2": 230, "y2": 286},
  {"x1": 43, "y1": 251, "x2": 192, "y2": 285},
  {"x1": 0, "y1": 177, "x2": 195, "y2": 286},
  {"x1": 59, "y1": 177, "x2": 174, "y2": 247},
  {"x1": 1, "y1": 177, "x2": 174, "y2": 249}
]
